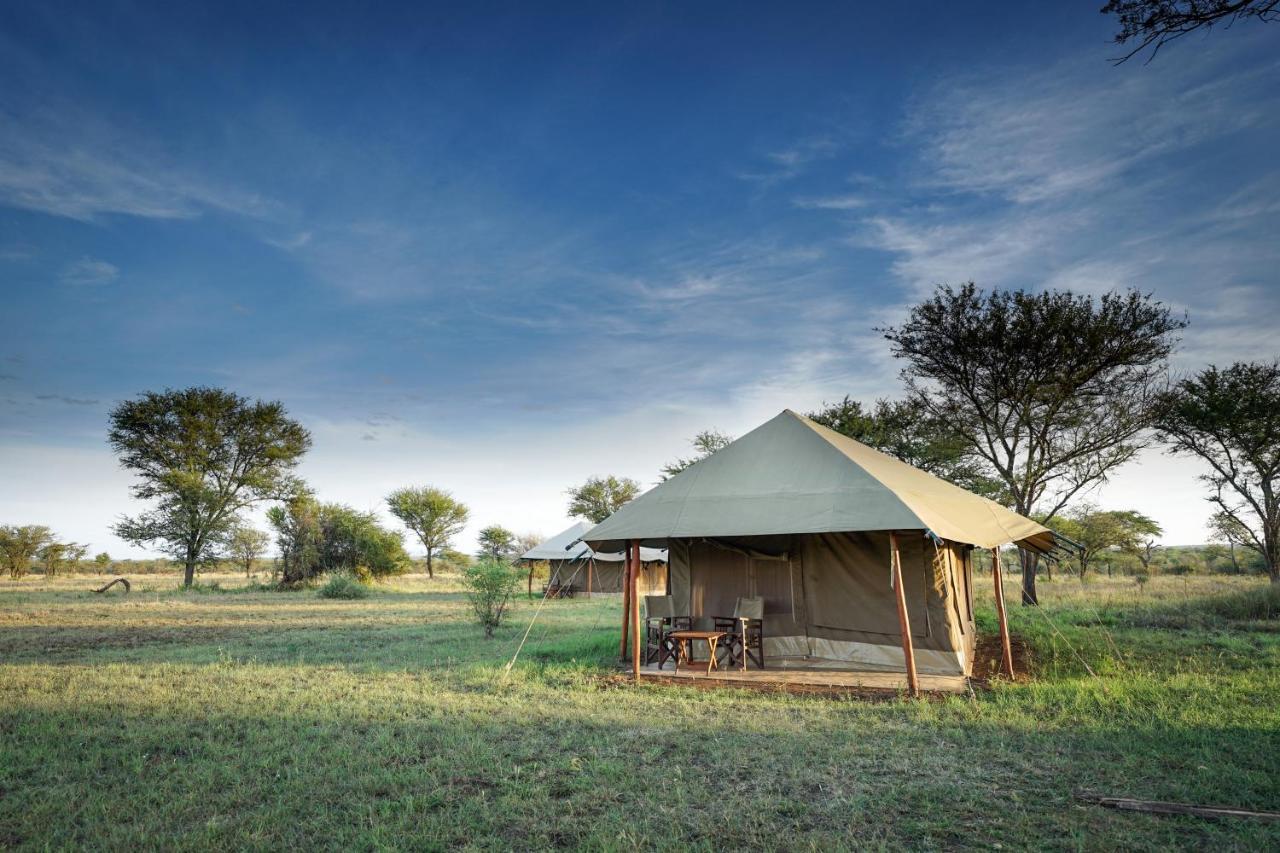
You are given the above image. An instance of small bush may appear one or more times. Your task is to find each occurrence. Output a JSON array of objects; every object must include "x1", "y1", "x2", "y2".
[
  {"x1": 462, "y1": 559, "x2": 522, "y2": 637},
  {"x1": 318, "y1": 574, "x2": 370, "y2": 600}
]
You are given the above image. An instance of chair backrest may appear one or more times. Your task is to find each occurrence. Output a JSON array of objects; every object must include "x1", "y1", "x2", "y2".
[
  {"x1": 645, "y1": 595, "x2": 675, "y2": 619},
  {"x1": 735, "y1": 596, "x2": 764, "y2": 620}
]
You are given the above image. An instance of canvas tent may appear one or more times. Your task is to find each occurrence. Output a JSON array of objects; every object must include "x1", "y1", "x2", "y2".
[
  {"x1": 583, "y1": 410, "x2": 1056, "y2": 679},
  {"x1": 519, "y1": 521, "x2": 667, "y2": 595}
]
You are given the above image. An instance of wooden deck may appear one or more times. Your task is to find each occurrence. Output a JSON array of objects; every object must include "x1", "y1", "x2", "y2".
[{"x1": 636, "y1": 662, "x2": 969, "y2": 694}]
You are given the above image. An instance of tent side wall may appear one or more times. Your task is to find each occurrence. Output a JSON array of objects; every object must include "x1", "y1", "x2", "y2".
[
  {"x1": 666, "y1": 532, "x2": 975, "y2": 675},
  {"x1": 547, "y1": 558, "x2": 667, "y2": 595}
]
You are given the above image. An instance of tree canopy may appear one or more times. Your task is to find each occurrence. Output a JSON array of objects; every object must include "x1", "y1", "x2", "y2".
[
  {"x1": 268, "y1": 494, "x2": 409, "y2": 585},
  {"x1": 882, "y1": 283, "x2": 1185, "y2": 604},
  {"x1": 1103, "y1": 0, "x2": 1278, "y2": 63},
  {"x1": 386, "y1": 486, "x2": 470, "y2": 577},
  {"x1": 476, "y1": 525, "x2": 517, "y2": 561},
  {"x1": 660, "y1": 430, "x2": 733, "y2": 480},
  {"x1": 808, "y1": 396, "x2": 1004, "y2": 499},
  {"x1": 227, "y1": 524, "x2": 271, "y2": 578},
  {"x1": 1155, "y1": 361, "x2": 1280, "y2": 583},
  {"x1": 0, "y1": 525, "x2": 54, "y2": 580},
  {"x1": 109, "y1": 387, "x2": 310, "y2": 587},
  {"x1": 1054, "y1": 504, "x2": 1162, "y2": 578},
  {"x1": 566, "y1": 475, "x2": 640, "y2": 524}
]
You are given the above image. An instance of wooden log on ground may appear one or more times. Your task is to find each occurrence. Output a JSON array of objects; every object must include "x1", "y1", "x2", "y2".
[
  {"x1": 1075, "y1": 792, "x2": 1280, "y2": 822},
  {"x1": 94, "y1": 577, "x2": 131, "y2": 594}
]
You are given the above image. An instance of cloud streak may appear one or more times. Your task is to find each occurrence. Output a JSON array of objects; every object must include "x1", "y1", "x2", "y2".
[
  {"x1": 61, "y1": 258, "x2": 119, "y2": 286},
  {"x1": 0, "y1": 105, "x2": 278, "y2": 223}
]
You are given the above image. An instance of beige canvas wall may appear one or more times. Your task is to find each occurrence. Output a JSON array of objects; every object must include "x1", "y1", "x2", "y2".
[
  {"x1": 666, "y1": 532, "x2": 975, "y2": 675},
  {"x1": 548, "y1": 559, "x2": 667, "y2": 595}
]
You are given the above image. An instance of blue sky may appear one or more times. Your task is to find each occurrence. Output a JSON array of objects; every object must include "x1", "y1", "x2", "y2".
[{"x1": 2, "y1": 2, "x2": 1278, "y2": 556}]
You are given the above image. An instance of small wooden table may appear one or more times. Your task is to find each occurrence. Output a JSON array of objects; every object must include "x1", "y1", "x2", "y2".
[{"x1": 668, "y1": 630, "x2": 727, "y2": 675}]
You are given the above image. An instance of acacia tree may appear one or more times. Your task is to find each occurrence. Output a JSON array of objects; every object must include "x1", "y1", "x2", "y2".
[
  {"x1": 1155, "y1": 362, "x2": 1280, "y2": 583},
  {"x1": 1120, "y1": 512, "x2": 1164, "y2": 575},
  {"x1": 109, "y1": 387, "x2": 311, "y2": 588},
  {"x1": 567, "y1": 475, "x2": 640, "y2": 523},
  {"x1": 228, "y1": 524, "x2": 271, "y2": 578},
  {"x1": 660, "y1": 431, "x2": 734, "y2": 480},
  {"x1": 882, "y1": 284, "x2": 1185, "y2": 604},
  {"x1": 476, "y1": 525, "x2": 517, "y2": 561},
  {"x1": 1056, "y1": 505, "x2": 1162, "y2": 579},
  {"x1": 1103, "y1": 0, "x2": 1278, "y2": 63},
  {"x1": 808, "y1": 396, "x2": 1005, "y2": 499},
  {"x1": 0, "y1": 525, "x2": 54, "y2": 580},
  {"x1": 1208, "y1": 511, "x2": 1265, "y2": 574},
  {"x1": 38, "y1": 541, "x2": 88, "y2": 577},
  {"x1": 385, "y1": 486, "x2": 470, "y2": 578}
]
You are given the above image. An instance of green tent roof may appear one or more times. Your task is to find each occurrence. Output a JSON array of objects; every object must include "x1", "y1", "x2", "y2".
[{"x1": 582, "y1": 409, "x2": 1054, "y2": 553}]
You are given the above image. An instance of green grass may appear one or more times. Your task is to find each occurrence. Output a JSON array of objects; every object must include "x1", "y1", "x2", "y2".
[{"x1": 2, "y1": 572, "x2": 1278, "y2": 850}]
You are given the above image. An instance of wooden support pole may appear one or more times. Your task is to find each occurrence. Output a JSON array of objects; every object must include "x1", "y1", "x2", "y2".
[
  {"x1": 992, "y1": 546, "x2": 1015, "y2": 679},
  {"x1": 586, "y1": 556, "x2": 594, "y2": 598},
  {"x1": 619, "y1": 548, "x2": 631, "y2": 661},
  {"x1": 889, "y1": 532, "x2": 919, "y2": 698},
  {"x1": 630, "y1": 540, "x2": 642, "y2": 682}
]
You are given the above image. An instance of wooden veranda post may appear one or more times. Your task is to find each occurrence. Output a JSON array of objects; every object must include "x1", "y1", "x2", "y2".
[
  {"x1": 630, "y1": 540, "x2": 642, "y2": 682},
  {"x1": 889, "y1": 532, "x2": 920, "y2": 698},
  {"x1": 992, "y1": 546, "x2": 1015, "y2": 679},
  {"x1": 619, "y1": 548, "x2": 631, "y2": 661}
]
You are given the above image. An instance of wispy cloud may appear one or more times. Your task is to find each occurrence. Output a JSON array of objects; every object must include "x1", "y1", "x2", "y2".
[
  {"x1": 851, "y1": 37, "x2": 1280, "y2": 372},
  {"x1": 0, "y1": 105, "x2": 278, "y2": 223},
  {"x1": 903, "y1": 48, "x2": 1278, "y2": 204},
  {"x1": 35, "y1": 394, "x2": 99, "y2": 406},
  {"x1": 265, "y1": 230, "x2": 312, "y2": 251},
  {"x1": 792, "y1": 194, "x2": 866, "y2": 210},
  {"x1": 61, "y1": 257, "x2": 119, "y2": 286},
  {"x1": 738, "y1": 135, "x2": 841, "y2": 184}
]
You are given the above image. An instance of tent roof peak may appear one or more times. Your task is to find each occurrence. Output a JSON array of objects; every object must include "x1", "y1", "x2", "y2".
[{"x1": 582, "y1": 408, "x2": 1055, "y2": 553}]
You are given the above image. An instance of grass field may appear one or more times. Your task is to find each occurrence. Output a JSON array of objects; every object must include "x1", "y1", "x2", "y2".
[{"x1": 2, "y1": 571, "x2": 1278, "y2": 850}]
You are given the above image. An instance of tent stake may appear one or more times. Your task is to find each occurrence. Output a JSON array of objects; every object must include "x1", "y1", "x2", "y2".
[
  {"x1": 630, "y1": 540, "x2": 642, "y2": 682},
  {"x1": 992, "y1": 546, "x2": 1015, "y2": 679},
  {"x1": 889, "y1": 532, "x2": 919, "y2": 698}
]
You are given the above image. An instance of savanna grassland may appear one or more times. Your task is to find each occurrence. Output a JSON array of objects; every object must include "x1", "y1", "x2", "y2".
[{"x1": 2, "y1": 571, "x2": 1278, "y2": 850}]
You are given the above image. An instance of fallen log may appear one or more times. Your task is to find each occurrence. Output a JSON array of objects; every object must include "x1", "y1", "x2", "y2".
[
  {"x1": 1076, "y1": 791, "x2": 1280, "y2": 823},
  {"x1": 94, "y1": 577, "x2": 131, "y2": 594}
]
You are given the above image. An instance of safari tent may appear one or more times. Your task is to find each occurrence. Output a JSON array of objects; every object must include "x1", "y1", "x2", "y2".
[
  {"x1": 583, "y1": 410, "x2": 1056, "y2": 691},
  {"x1": 519, "y1": 521, "x2": 667, "y2": 596}
]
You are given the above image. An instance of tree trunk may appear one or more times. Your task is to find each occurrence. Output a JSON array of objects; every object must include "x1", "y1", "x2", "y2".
[
  {"x1": 183, "y1": 559, "x2": 196, "y2": 588},
  {"x1": 426, "y1": 547, "x2": 434, "y2": 579},
  {"x1": 1020, "y1": 549, "x2": 1038, "y2": 606}
]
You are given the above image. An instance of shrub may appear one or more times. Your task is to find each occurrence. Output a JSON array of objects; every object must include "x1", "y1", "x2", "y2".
[
  {"x1": 318, "y1": 574, "x2": 370, "y2": 600},
  {"x1": 269, "y1": 497, "x2": 410, "y2": 584},
  {"x1": 462, "y1": 559, "x2": 522, "y2": 638}
]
